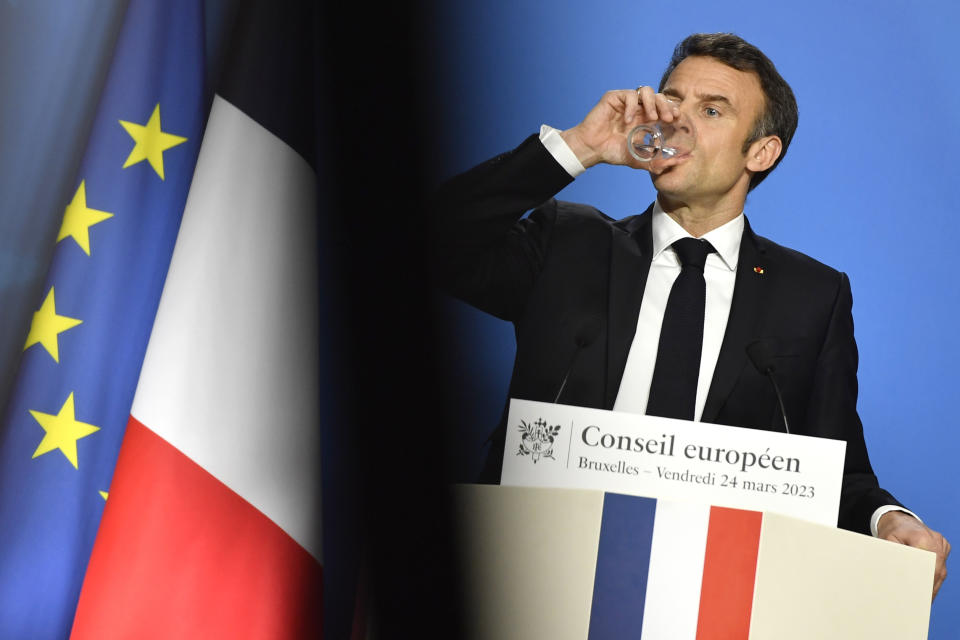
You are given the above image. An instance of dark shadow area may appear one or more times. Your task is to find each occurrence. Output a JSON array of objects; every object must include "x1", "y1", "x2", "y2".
[{"x1": 317, "y1": 1, "x2": 468, "y2": 637}]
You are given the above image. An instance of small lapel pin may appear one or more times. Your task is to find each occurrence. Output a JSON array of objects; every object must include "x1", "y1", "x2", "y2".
[{"x1": 753, "y1": 266, "x2": 765, "y2": 274}]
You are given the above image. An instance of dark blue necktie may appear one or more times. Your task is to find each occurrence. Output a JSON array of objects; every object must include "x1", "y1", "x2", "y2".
[{"x1": 646, "y1": 237, "x2": 716, "y2": 420}]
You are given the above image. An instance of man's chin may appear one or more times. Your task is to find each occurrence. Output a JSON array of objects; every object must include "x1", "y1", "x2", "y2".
[{"x1": 650, "y1": 166, "x2": 688, "y2": 195}]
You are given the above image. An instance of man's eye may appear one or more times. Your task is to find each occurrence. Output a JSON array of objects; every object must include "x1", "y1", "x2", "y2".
[{"x1": 704, "y1": 107, "x2": 720, "y2": 117}]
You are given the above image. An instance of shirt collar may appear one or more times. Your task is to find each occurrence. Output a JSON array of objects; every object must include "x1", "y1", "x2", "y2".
[{"x1": 650, "y1": 200, "x2": 743, "y2": 271}]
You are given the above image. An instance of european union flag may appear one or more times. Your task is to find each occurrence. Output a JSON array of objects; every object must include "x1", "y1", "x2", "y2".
[{"x1": 0, "y1": 0, "x2": 204, "y2": 636}]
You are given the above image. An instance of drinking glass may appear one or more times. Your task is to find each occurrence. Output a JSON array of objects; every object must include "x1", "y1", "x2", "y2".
[{"x1": 627, "y1": 115, "x2": 696, "y2": 163}]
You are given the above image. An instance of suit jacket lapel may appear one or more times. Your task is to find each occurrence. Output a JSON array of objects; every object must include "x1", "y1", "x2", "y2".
[
  {"x1": 604, "y1": 205, "x2": 654, "y2": 408},
  {"x1": 701, "y1": 217, "x2": 768, "y2": 423}
]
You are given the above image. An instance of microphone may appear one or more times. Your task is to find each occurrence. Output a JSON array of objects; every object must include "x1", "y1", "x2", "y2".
[
  {"x1": 553, "y1": 318, "x2": 601, "y2": 404},
  {"x1": 482, "y1": 318, "x2": 601, "y2": 449},
  {"x1": 746, "y1": 339, "x2": 790, "y2": 434}
]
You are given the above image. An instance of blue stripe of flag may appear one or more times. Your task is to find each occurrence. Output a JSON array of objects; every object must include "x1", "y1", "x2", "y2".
[{"x1": 588, "y1": 493, "x2": 658, "y2": 639}]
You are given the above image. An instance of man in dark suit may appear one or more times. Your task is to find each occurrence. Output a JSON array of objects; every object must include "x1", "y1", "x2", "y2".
[{"x1": 432, "y1": 32, "x2": 948, "y2": 598}]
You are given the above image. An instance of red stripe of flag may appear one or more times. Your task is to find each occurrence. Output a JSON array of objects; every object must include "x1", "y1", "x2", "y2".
[
  {"x1": 695, "y1": 506, "x2": 762, "y2": 639},
  {"x1": 70, "y1": 417, "x2": 322, "y2": 639}
]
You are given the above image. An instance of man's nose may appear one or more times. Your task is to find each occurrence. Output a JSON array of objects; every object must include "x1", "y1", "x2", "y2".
[{"x1": 671, "y1": 108, "x2": 692, "y2": 133}]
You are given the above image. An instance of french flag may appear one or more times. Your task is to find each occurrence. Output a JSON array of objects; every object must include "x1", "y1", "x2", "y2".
[
  {"x1": 69, "y1": 4, "x2": 324, "y2": 638},
  {"x1": 590, "y1": 495, "x2": 761, "y2": 639}
]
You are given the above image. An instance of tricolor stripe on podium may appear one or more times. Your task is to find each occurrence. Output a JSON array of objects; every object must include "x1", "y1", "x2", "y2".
[{"x1": 588, "y1": 496, "x2": 762, "y2": 640}]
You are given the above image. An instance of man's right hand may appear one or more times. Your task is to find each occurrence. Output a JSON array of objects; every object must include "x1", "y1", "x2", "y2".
[{"x1": 559, "y1": 86, "x2": 680, "y2": 170}]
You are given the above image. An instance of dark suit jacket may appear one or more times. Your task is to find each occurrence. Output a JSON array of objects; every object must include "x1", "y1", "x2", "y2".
[{"x1": 432, "y1": 133, "x2": 902, "y2": 535}]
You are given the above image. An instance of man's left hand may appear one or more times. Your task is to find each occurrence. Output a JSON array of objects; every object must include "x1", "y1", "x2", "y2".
[{"x1": 877, "y1": 510, "x2": 950, "y2": 600}]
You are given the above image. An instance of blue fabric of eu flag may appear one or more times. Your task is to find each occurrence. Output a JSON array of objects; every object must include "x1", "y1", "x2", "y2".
[{"x1": 0, "y1": 0, "x2": 204, "y2": 636}]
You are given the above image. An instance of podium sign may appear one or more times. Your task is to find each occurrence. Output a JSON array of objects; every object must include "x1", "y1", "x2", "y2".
[{"x1": 502, "y1": 398, "x2": 846, "y2": 526}]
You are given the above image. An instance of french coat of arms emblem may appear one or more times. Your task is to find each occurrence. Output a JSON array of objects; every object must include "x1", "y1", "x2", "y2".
[{"x1": 517, "y1": 418, "x2": 561, "y2": 463}]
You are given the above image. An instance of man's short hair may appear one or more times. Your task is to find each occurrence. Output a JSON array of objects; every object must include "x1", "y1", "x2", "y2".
[{"x1": 658, "y1": 33, "x2": 798, "y2": 191}]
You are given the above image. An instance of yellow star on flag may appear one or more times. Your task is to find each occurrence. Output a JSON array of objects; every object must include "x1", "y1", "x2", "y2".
[
  {"x1": 119, "y1": 103, "x2": 187, "y2": 180},
  {"x1": 29, "y1": 392, "x2": 100, "y2": 469},
  {"x1": 23, "y1": 287, "x2": 82, "y2": 363},
  {"x1": 57, "y1": 181, "x2": 113, "y2": 256}
]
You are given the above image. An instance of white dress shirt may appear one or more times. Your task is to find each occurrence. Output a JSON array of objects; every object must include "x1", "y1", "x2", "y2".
[
  {"x1": 537, "y1": 124, "x2": 918, "y2": 536},
  {"x1": 613, "y1": 204, "x2": 740, "y2": 419}
]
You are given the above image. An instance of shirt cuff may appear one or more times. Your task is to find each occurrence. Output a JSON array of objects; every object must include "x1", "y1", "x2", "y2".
[
  {"x1": 870, "y1": 505, "x2": 922, "y2": 537},
  {"x1": 539, "y1": 124, "x2": 586, "y2": 178}
]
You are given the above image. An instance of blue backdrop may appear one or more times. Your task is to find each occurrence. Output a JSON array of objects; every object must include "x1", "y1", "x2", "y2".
[
  {"x1": 1, "y1": 0, "x2": 956, "y2": 636},
  {"x1": 427, "y1": 1, "x2": 959, "y2": 635}
]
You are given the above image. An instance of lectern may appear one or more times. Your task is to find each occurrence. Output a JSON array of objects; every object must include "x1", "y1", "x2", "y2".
[
  {"x1": 451, "y1": 485, "x2": 933, "y2": 639},
  {"x1": 450, "y1": 398, "x2": 936, "y2": 639}
]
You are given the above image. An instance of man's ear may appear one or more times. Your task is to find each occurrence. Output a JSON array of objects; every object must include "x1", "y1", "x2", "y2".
[{"x1": 746, "y1": 135, "x2": 783, "y2": 173}]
